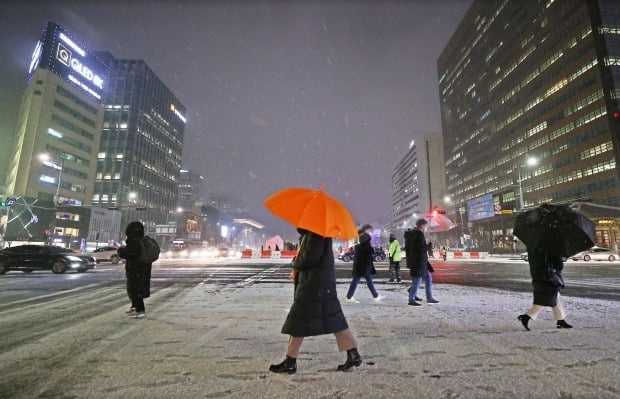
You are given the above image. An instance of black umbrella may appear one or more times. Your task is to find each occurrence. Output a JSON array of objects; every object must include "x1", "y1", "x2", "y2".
[{"x1": 513, "y1": 203, "x2": 595, "y2": 258}]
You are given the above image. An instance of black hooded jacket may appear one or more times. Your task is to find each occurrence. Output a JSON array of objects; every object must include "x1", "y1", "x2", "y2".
[
  {"x1": 118, "y1": 221, "x2": 152, "y2": 298},
  {"x1": 352, "y1": 232, "x2": 375, "y2": 277}
]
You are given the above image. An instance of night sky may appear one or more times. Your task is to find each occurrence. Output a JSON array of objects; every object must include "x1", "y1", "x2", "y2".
[{"x1": 0, "y1": 0, "x2": 472, "y2": 239}]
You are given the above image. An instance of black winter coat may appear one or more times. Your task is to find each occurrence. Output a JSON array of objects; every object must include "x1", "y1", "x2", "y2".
[
  {"x1": 352, "y1": 233, "x2": 375, "y2": 277},
  {"x1": 281, "y1": 231, "x2": 348, "y2": 337},
  {"x1": 404, "y1": 228, "x2": 430, "y2": 278},
  {"x1": 118, "y1": 236, "x2": 152, "y2": 298},
  {"x1": 527, "y1": 248, "x2": 563, "y2": 307}
]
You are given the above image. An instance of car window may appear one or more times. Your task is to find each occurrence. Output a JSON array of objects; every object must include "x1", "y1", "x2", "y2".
[{"x1": 11, "y1": 245, "x2": 41, "y2": 253}]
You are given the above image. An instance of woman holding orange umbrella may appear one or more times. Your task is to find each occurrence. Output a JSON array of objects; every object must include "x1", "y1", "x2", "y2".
[{"x1": 264, "y1": 186, "x2": 363, "y2": 374}]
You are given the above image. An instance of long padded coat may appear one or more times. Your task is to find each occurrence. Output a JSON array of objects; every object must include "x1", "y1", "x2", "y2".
[
  {"x1": 118, "y1": 222, "x2": 152, "y2": 299},
  {"x1": 404, "y1": 228, "x2": 430, "y2": 278},
  {"x1": 527, "y1": 248, "x2": 564, "y2": 307},
  {"x1": 281, "y1": 231, "x2": 348, "y2": 337},
  {"x1": 352, "y1": 232, "x2": 374, "y2": 277}
]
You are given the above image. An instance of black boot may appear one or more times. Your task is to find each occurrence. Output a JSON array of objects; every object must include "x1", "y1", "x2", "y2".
[
  {"x1": 337, "y1": 348, "x2": 362, "y2": 371},
  {"x1": 269, "y1": 355, "x2": 297, "y2": 374},
  {"x1": 557, "y1": 320, "x2": 573, "y2": 329},
  {"x1": 518, "y1": 314, "x2": 531, "y2": 331}
]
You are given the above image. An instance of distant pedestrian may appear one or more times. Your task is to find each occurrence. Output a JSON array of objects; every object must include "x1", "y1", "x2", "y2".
[
  {"x1": 118, "y1": 221, "x2": 153, "y2": 319},
  {"x1": 344, "y1": 224, "x2": 386, "y2": 303},
  {"x1": 269, "y1": 228, "x2": 362, "y2": 374},
  {"x1": 388, "y1": 233, "x2": 402, "y2": 283},
  {"x1": 518, "y1": 246, "x2": 573, "y2": 331},
  {"x1": 404, "y1": 219, "x2": 439, "y2": 306}
]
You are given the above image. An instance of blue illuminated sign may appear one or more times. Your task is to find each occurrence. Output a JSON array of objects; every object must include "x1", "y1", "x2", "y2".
[
  {"x1": 467, "y1": 194, "x2": 495, "y2": 221},
  {"x1": 30, "y1": 22, "x2": 106, "y2": 101}
]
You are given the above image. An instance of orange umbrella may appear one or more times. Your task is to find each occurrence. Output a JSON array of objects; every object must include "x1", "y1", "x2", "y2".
[{"x1": 263, "y1": 185, "x2": 358, "y2": 239}]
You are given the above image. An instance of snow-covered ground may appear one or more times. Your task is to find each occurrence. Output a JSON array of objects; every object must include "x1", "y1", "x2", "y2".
[{"x1": 1, "y1": 270, "x2": 618, "y2": 398}]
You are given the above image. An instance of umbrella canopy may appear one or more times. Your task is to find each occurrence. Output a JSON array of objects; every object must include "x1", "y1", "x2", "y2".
[
  {"x1": 424, "y1": 213, "x2": 456, "y2": 233},
  {"x1": 263, "y1": 186, "x2": 358, "y2": 239},
  {"x1": 513, "y1": 203, "x2": 595, "y2": 257}
]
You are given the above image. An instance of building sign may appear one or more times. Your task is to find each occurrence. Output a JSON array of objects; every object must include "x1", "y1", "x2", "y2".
[
  {"x1": 467, "y1": 194, "x2": 495, "y2": 221},
  {"x1": 29, "y1": 22, "x2": 106, "y2": 101}
]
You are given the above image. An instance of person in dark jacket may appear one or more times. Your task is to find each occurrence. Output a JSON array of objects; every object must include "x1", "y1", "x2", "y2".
[
  {"x1": 344, "y1": 224, "x2": 386, "y2": 303},
  {"x1": 404, "y1": 219, "x2": 439, "y2": 306},
  {"x1": 269, "y1": 228, "x2": 362, "y2": 374},
  {"x1": 118, "y1": 221, "x2": 151, "y2": 319},
  {"x1": 518, "y1": 246, "x2": 573, "y2": 330}
]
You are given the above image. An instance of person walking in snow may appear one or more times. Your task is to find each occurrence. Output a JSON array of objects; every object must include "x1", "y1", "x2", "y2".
[
  {"x1": 517, "y1": 246, "x2": 573, "y2": 331},
  {"x1": 344, "y1": 224, "x2": 386, "y2": 303},
  {"x1": 269, "y1": 228, "x2": 362, "y2": 374},
  {"x1": 388, "y1": 233, "x2": 402, "y2": 283},
  {"x1": 404, "y1": 218, "x2": 439, "y2": 306}
]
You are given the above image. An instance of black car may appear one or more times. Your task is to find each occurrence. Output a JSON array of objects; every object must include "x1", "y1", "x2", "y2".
[
  {"x1": 338, "y1": 246, "x2": 387, "y2": 262},
  {"x1": 0, "y1": 245, "x2": 95, "y2": 274}
]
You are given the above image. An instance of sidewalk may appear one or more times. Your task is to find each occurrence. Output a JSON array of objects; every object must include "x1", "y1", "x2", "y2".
[{"x1": 61, "y1": 279, "x2": 620, "y2": 398}]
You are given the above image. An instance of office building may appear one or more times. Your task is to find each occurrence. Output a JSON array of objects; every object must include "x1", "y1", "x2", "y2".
[
  {"x1": 92, "y1": 52, "x2": 186, "y2": 236},
  {"x1": 438, "y1": 0, "x2": 620, "y2": 247},
  {"x1": 2, "y1": 22, "x2": 105, "y2": 244},
  {"x1": 391, "y1": 133, "x2": 446, "y2": 236}
]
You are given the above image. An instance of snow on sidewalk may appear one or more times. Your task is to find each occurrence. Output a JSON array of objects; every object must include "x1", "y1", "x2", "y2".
[{"x1": 63, "y1": 282, "x2": 620, "y2": 399}]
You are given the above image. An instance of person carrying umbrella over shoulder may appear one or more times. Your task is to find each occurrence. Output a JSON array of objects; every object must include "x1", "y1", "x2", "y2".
[
  {"x1": 264, "y1": 186, "x2": 363, "y2": 374},
  {"x1": 514, "y1": 203, "x2": 596, "y2": 331}
]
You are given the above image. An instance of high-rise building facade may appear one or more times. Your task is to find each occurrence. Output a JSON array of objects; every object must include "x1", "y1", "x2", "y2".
[
  {"x1": 93, "y1": 52, "x2": 186, "y2": 235},
  {"x1": 178, "y1": 168, "x2": 205, "y2": 210},
  {"x1": 438, "y1": 0, "x2": 620, "y2": 247},
  {"x1": 2, "y1": 22, "x2": 105, "y2": 243},
  {"x1": 391, "y1": 133, "x2": 446, "y2": 235}
]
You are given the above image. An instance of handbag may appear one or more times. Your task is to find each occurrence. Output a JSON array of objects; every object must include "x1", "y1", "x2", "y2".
[
  {"x1": 428, "y1": 262, "x2": 435, "y2": 273},
  {"x1": 548, "y1": 272, "x2": 564, "y2": 288}
]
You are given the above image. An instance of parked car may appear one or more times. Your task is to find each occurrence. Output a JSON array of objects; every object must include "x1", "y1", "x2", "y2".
[
  {"x1": 520, "y1": 252, "x2": 528, "y2": 261},
  {"x1": 0, "y1": 245, "x2": 94, "y2": 274},
  {"x1": 338, "y1": 247, "x2": 355, "y2": 262},
  {"x1": 571, "y1": 246, "x2": 616, "y2": 262},
  {"x1": 337, "y1": 246, "x2": 387, "y2": 262},
  {"x1": 90, "y1": 246, "x2": 121, "y2": 264}
]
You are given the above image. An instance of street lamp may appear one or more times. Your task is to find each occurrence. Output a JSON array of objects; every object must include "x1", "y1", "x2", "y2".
[{"x1": 517, "y1": 156, "x2": 538, "y2": 211}]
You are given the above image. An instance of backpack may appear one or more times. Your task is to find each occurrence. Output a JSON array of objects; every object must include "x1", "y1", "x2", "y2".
[{"x1": 139, "y1": 236, "x2": 160, "y2": 263}]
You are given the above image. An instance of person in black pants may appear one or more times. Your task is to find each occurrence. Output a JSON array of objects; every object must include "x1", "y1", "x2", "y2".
[{"x1": 118, "y1": 221, "x2": 151, "y2": 319}]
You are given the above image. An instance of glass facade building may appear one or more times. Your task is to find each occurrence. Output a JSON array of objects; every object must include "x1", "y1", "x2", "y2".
[
  {"x1": 438, "y1": 0, "x2": 620, "y2": 247},
  {"x1": 93, "y1": 52, "x2": 186, "y2": 234}
]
